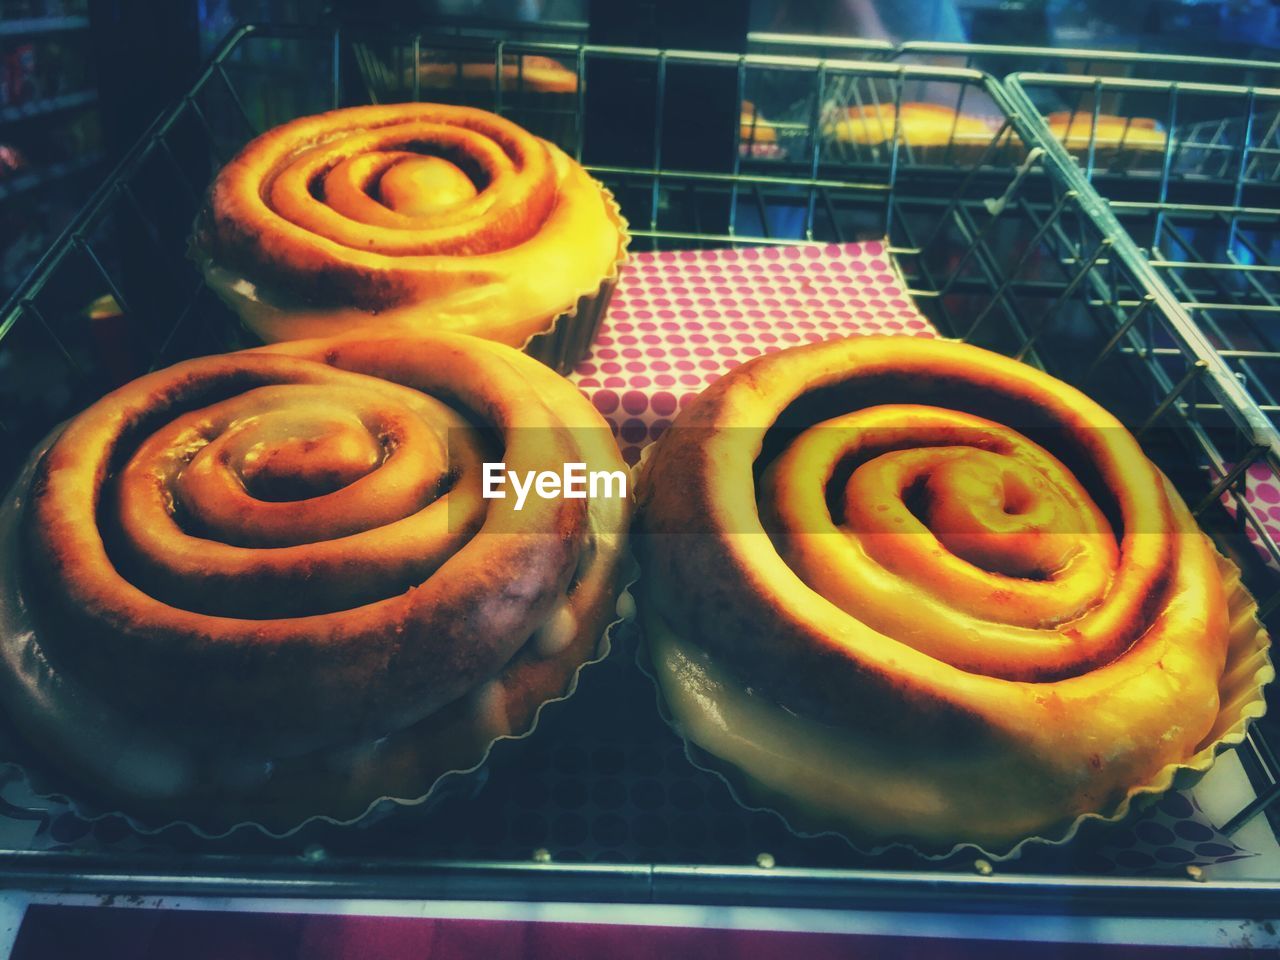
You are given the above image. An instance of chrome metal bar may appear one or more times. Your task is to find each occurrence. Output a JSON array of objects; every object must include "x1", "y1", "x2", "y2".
[
  {"x1": 650, "y1": 52, "x2": 667, "y2": 236},
  {"x1": 727, "y1": 56, "x2": 746, "y2": 238}
]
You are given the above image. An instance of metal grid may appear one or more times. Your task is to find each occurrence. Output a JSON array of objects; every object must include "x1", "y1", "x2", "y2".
[
  {"x1": 0, "y1": 24, "x2": 1277, "y2": 906},
  {"x1": 1004, "y1": 72, "x2": 1280, "y2": 593},
  {"x1": 895, "y1": 41, "x2": 1280, "y2": 88}
]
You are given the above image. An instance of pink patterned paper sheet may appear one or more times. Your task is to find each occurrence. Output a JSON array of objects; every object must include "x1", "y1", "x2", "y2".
[
  {"x1": 571, "y1": 241, "x2": 933, "y2": 466},
  {"x1": 1229, "y1": 461, "x2": 1280, "y2": 567}
]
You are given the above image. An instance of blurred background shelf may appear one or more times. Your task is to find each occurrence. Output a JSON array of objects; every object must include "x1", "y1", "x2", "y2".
[
  {"x1": 0, "y1": 15, "x2": 89, "y2": 37},
  {"x1": 0, "y1": 150, "x2": 101, "y2": 200},
  {"x1": 0, "y1": 1, "x2": 101, "y2": 295},
  {"x1": 0, "y1": 89, "x2": 96, "y2": 124},
  {"x1": 1, "y1": 0, "x2": 1276, "y2": 305}
]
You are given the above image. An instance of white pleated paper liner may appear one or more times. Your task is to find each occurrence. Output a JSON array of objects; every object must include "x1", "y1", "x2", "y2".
[
  {"x1": 0, "y1": 573, "x2": 637, "y2": 843},
  {"x1": 189, "y1": 184, "x2": 630, "y2": 377},
  {"x1": 496, "y1": 184, "x2": 630, "y2": 376},
  {"x1": 0, "y1": 434, "x2": 638, "y2": 841},
  {"x1": 629, "y1": 450, "x2": 1275, "y2": 866}
]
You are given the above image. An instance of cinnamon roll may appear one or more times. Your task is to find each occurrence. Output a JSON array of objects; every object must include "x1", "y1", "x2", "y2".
[
  {"x1": 412, "y1": 56, "x2": 579, "y2": 95},
  {"x1": 740, "y1": 101, "x2": 777, "y2": 145},
  {"x1": 823, "y1": 103, "x2": 996, "y2": 158},
  {"x1": 0, "y1": 333, "x2": 628, "y2": 829},
  {"x1": 195, "y1": 104, "x2": 627, "y2": 371},
  {"x1": 1046, "y1": 112, "x2": 1167, "y2": 167},
  {"x1": 635, "y1": 336, "x2": 1267, "y2": 850}
]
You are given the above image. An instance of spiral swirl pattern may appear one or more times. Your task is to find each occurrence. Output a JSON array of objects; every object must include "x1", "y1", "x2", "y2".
[
  {"x1": 636, "y1": 336, "x2": 1232, "y2": 847},
  {"x1": 17, "y1": 334, "x2": 626, "y2": 773},
  {"x1": 204, "y1": 104, "x2": 624, "y2": 346}
]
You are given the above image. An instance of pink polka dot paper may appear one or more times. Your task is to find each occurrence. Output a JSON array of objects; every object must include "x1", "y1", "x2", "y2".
[
  {"x1": 570, "y1": 240, "x2": 934, "y2": 466},
  {"x1": 1224, "y1": 461, "x2": 1280, "y2": 569}
]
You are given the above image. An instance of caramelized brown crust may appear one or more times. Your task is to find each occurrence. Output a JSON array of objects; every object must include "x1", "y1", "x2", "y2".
[
  {"x1": 22, "y1": 333, "x2": 626, "y2": 766},
  {"x1": 636, "y1": 336, "x2": 1231, "y2": 842},
  {"x1": 203, "y1": 103, "x2": 624, "y2": 345}
]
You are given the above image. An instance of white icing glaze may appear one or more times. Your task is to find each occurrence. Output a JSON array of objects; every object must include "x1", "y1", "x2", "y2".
[
  {"x1": 0, "y1": 442, "x2": 404, "y2": 806},
  {"x1": 0, "y1": 445, "x2": 196, "y2": 800},
  {"x1": 615, "y1": 590, "x2": 637, "y2": 622},
  {"x1": 643, "y1": 589, "x2": 1089, "y2": 847},
  {"x1": 201, "y1": 260, "x2": 489, "y2": 345},
  {"x1": 466, "y1": 679, "x2": 510, "y2": 739},
  {"x1": 645, "y1": 603, "x2": 953, "y2": 839},
  {"x1": 534, "y1": 603, "x2": 578, "y2": 659}
]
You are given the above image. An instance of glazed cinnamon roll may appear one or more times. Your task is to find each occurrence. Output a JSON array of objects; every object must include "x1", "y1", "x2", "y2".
[
  {"x1": 0, "y1": 333, "x2": 628, "y2": 829},
  {"x1": 412, "y1": 56, "x2": 579, "y2": 95},
  {"x1": 1046, "y1": 112, "x2": 1168, "y2": 168},
  {"x1": 823, "y1": 103, "x2": 995, "y2": 148},
  {"x1": 636, "y1": 336, "x2": 1264, "y2": 850},
  {"x1": 195, "y1": 104, "x2": 627, "y2": 370}
]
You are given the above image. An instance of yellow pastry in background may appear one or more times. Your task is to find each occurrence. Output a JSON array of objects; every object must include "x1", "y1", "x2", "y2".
[
  {"x1": 824, "y1": 102, "x2": 994, "y2": 147},
  {"x1": 740, "y1": 100, "x2": 777, "y2": 144},
  {"x1": 1046, "y1": 112, "x2": 1167, "y2": 154}
]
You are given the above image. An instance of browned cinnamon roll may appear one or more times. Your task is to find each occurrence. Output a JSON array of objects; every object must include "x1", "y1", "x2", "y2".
[
  {"x1": 0, "y1": 333, "x2": 629, "y2": 830},
  {"x1": 194, "y1": 103, "x2": 627, "y2": 371},
  {"x1": 635, "y1": 336, "x2": 1268, "y2": 850}
]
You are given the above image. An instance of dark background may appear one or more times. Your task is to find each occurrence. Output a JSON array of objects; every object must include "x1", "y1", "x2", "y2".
[{"x1": 2, "y1": 0, "x2": 1279, "y2": 301}]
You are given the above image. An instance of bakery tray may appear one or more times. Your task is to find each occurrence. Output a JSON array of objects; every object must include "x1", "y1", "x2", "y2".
[{"x1": 0, "y1": 22, "x2": 1278, "y2": 912}]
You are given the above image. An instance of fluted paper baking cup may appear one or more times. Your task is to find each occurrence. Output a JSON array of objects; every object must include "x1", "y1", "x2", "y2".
[
  {"x1": 631, "y1": 448, "x2": 1274, "y2": 862},
  {"x1": 519, "y1": 186, "x2": 629, "y2": 374},
  {"x1": 0, "y1": 435, "x2": 637, "y2": 839},
  {"x1": 190, "y1": 184, "x2": 629, "y2": 377}
]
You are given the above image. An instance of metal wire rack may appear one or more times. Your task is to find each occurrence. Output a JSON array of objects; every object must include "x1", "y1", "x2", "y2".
[
  {"x1": 1004, "y1": 73, "x2": 1280, "y2": 589},
  {"x1": 0, "y1": 23, "x2": 1277, "y2": 908},
  {"x1": 895, "y1": 41, "x2": 1280, "y2": 88},
  {"x1": 744, "y1": 39, "x2": 1280, "y2": 165}
]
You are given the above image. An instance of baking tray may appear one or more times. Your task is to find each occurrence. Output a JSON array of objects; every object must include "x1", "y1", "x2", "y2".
[{"x1": 0, "y1": 23, "x2": 1278, "y2": 913}]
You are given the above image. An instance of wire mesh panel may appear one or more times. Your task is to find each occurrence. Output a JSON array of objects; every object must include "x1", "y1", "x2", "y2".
[
  {"x1": 1004, "y1": 71, "x2": 1280, "y2": 840},
  {"x1": 0, "y1": 24, "x2": 1277, "y2": 902},
  {"x1": 1005, "y1": 73, "x2": 1280, "y2": 579},
  {"x1": 897, "y1": 41, "x2": 1280, "y2": 89}
]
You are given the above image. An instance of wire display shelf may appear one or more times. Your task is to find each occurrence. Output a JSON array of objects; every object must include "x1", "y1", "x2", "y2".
[
  {"x1": 0, "y1": 23, "x2": 1277, "y2": 910},
  {"x1": 896, "y1": 41, "x2": 1280, "y2": 89},
  {"x1": 1004, "y1": 72, "x2": 1280, "y2": 592}
]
